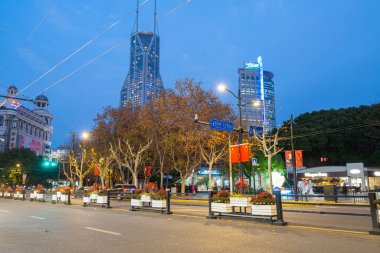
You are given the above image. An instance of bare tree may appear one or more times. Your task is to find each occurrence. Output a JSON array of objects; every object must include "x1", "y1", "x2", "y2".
[
  {"x1": 253, "y1": 125, "x2": 285, "y2": 193},
  {"x1": 109, "y1": 138, "x2": 152, "y2": 187},
  {"x1": 88, "y1": 148, "x2": 114, "y2": 188},
  {"x1": 199, "y1": 131, "x2": 229, "y2": 189}
]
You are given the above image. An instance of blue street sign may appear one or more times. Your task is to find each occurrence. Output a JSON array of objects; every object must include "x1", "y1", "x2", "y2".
[
  {"x1": 209, "y1": 119, "x2": 234, "y2": 132},
  {"x1": 249, "y1": 126, "x2": 263, "y2": 137},
  {"x1": 163, "y1": 175, "x2": 173, "y2": 179}
]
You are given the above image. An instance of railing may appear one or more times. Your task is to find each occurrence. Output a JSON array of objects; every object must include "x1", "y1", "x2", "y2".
[{"x1": 281, "y1": 193, "x2": 369, "y2": 204}]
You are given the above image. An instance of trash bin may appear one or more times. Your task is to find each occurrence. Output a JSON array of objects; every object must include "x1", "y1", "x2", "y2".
[{"x1": 323, "y1": 185, "x2": 337, "y2": 202}]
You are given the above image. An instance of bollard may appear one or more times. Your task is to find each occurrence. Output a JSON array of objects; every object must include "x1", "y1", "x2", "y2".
[
  {"x1": 368, "y1": 192, "x2": 380, "y2": 235},
  {"x1": 67, "y1": 190, "x2": 71, "y2": 205},
  {"x1": 206, "y1": 191, "x2": 215, "y2": 219},
  {"x1": 165, "y1": 188, "x2": 172, "y2": 215},
  {"x1": 106, "y1": 190, "x2": 112, "y2": 209},
  {"x1": 273, "y1": 191, "x2": 287, "y2": 226}
]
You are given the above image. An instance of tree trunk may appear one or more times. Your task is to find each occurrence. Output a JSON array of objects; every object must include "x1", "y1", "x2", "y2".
[
  {"x1": 267, "y1": 155, "x2": 273, "y2": 194},
  {"x1": 78, "y1": 176, "x2": 83, "y2": 188},
  {"x1": 118, "y1": 163, "x2": 125, "y2": 183},
  {"x1": 208, "y1": 163, "x2": 213, "y2": 190},
  {"x1": 160, "y1": 169, "x2": 164, "y2": 189},
  {"x1": 100, "y1": 176, "x2": 105, "y2": 189},
  {"x1": 181, "y1": 174, "x2": 188, "y2": 194},
  {"x1": 132, "y1": 172, "x2": 138, "y2": 187}
]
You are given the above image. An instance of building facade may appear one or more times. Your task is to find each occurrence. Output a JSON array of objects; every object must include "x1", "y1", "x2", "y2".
[
  {"x1": 0, "y1": 86, "x2": 53, "y2": 156},
  {"x1": 238, "y1": 58, "x2": 276, "y2": 132}
]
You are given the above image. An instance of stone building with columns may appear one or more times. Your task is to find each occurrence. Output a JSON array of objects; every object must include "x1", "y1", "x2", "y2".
[{"x1": 0, "y1": 86, "x2": 53, "y2": 156}]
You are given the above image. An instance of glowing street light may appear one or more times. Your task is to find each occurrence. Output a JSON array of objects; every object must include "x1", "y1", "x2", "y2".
[
  {"x1": 81, "y1": 131, "x2": 90, "y2": 140},
  {"x1": 217, "y1": 83, "x2": 227, "y2": 92}
]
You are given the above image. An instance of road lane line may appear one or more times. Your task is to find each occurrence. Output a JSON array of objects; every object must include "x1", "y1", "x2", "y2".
[
  {"x1": 0, "y1": 210, "x2": 10, "y2": 213},
  {"x1": 85, "y1": 227, "x2": 121, "y2": 236},
  {"x1": 288, "y1": 225, "x2": 367, "y2": 235},
  {"x1": 30, "y1": 216, "x2": 46, "y2": 220}
]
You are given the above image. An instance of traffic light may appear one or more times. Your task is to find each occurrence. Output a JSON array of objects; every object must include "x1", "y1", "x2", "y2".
[{"x1": 42, "y1": 160, "x2": 57, "y2": 168}]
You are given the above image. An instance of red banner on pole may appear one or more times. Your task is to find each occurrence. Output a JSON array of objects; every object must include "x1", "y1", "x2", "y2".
[
  {"x1": 230, "y1": 143, "x2": 250, "y2": 163},
  {"x1": 285, "y1": 150, "x2": 303, "y2": 168},
  {"x1": 295, "y1": 150, "x2": 303, "y2": 168}
]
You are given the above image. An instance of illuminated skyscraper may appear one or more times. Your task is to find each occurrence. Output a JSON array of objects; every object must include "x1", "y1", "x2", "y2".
[
  {"x1": 238, "y1": 57, "x2": 276, "y2": 132},
  {"x1": 120, "y1": 0, "x2": 163, "y2": 109}
]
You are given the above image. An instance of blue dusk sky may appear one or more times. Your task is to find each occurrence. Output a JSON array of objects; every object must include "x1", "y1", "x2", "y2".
[{"x1": 0, "y1": 0, "x2": 379, "y2": 147}]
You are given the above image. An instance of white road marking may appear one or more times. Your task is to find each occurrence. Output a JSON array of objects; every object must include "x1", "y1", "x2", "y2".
[
  {"x1": 30, "y1": 216, "x2": 46, "y2": 220},
  {"x1": 85, "y1": 227, "x2": 121, "y2": 236},
  {"x1": 0, "y1": 210, "x2": 10, "y2": 213}
]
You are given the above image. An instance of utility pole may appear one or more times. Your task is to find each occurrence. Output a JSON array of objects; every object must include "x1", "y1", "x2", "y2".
[
  {"x1": 228, "y1": 134, "x2": 233, "y2": 195},
  {"x1": 237, "y1": 87, "x2": 244, "y2": 183},
  {"x1": 290, "y1": 115, "x2": 298, "y2": 201}
]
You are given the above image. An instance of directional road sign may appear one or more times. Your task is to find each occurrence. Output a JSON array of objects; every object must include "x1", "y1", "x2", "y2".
[
  {"x1": 249, "y1": 126, "x2": 263, "y2": 137},
  {"x1": 209, "y1": 119, "x2": 234, "y2": 132}
]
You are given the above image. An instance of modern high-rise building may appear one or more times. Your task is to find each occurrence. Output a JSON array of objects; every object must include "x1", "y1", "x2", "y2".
[
  {"x1": 120, "y1": 0, "x2": 163, "y2": 109},
  {"x1": 238, "y1": 57, "x2": 276, "y2": 132}
]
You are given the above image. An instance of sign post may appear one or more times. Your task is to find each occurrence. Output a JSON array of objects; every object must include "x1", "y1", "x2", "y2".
[{"x1": 251, "y1": 158, "x2": 259, "y2": 193}]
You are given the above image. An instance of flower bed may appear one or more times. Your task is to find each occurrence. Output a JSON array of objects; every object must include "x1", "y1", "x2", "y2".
[
  {"x1": 211, "y1": 190, "x2": 231, "y2": 212},
  {"x1": 151, "y1": 190, "x2": 167, "y2": 208},
  {"x1": 251, "y1": 192, "x2": 277, "y2": 216}
]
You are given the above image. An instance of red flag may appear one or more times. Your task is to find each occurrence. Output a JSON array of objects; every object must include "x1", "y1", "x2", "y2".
[
  {"x1": 230, "y1": 145, "x2": 239, "y2": 163},
  {"x1": 230, "y1": 143, "x2": 250, "y2": 163},
  {"x1": 94, "y1": 167, "x2": 99, "y2": 176},
  {"x1": 239, "y1": 143, "x2": 250, "y2": 162}
]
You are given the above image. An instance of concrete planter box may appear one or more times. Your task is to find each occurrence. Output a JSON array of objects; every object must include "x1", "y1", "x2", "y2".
[
  {"x1": 131, "y1": 199, "x2": 143, "y2": 207},
  {"x1": 61, "y1": 194, "x2": 68, "y2": 202},
  {"x1": 211, "y1": 203, "x2": 232, "y2": 213},
  {"x1": 230, "y1": 197, "x2": 250, "y2": 207},
  {"x1": 56, "y1": 191, "x2": 62, "y2": 199},
  {"x1": 52, "y1": 195, "x2": 57, "y2": 202},
  {"x1": 83, "y1": 196, "x2": 91, "y2": 204},
  {"x1": 90, "y1": 194, "x2": 98, "y2": 202},
  {"x1": 152, "y1": 200, "x2": 166, "y2": 208},
  {"x1": 96, "y1": 196, "x2": 108, "y2": 204},
  {"x1": 36, "y1": 193, "x2": 45, "y2": 201},
  {"x1": 141, "y1": 195, "x2": 151, "y2": 202},
  {"x1": 251, "y1": 205, "x2": 277, "y2": 216},
  {"x1": 5, "y1": 192, "x2": 12, "y2": 198},
  {"x1": 14, "y1": 192, "x2": 23, "y2": 199}
]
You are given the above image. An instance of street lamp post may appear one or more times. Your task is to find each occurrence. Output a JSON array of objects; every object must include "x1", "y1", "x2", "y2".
[{"x1": 217, "y1": 84, "x2": 244, "y2": 187}]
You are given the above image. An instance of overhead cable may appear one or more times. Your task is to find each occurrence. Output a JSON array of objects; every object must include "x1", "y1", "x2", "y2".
[{"x1": 17, "y1": 0, "x2": 150, "y2": 95}]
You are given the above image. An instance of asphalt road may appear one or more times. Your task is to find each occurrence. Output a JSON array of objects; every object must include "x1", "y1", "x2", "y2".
[{"x1": 1, "y1": 199, "x2": 379, "y2": 253}]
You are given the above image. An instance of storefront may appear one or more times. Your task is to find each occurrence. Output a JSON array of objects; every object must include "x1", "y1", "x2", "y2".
[
  {"x1": 185, "y1": 167, "x2": 228, "y2": 192},
  {"x1": 287, "y1": 163, "x2": 380, "y2": 192}
]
